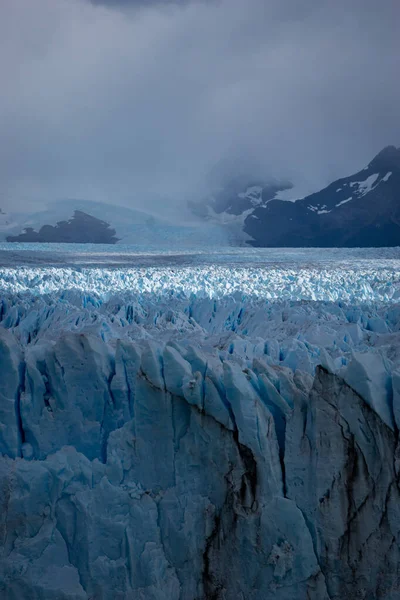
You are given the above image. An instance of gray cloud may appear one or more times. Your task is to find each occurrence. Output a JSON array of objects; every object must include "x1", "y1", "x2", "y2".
[
  {"x1": 90, "y1": 0, "x2": 201, "y2": 7},
  {"x1": 0, "y1": 0, "x2": 399, "y2": 216},
  {"x1": 91, "y1": 0, "x2": 203, "y2": 4}
]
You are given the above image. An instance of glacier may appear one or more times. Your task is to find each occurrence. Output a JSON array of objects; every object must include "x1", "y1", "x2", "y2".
[{"x1": 1, "y1": 246, "x2": 400, "y2": 599}]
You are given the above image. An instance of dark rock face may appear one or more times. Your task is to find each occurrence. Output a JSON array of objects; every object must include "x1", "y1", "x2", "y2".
[
  {"x1": 6, "y1": 210, "x2": 119, "y2": 244},
  {"x1": 245, "y1": 146, "x2": 400, "y2": 247}
]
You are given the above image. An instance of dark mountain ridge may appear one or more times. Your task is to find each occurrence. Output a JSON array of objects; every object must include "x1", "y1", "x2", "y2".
[
  {"x1": 246, "y1": 146, "x2": 400, "y2": 247},
  {"x1": 191, "y1": 146, "x2": 400, "y2": 247},
  {"x1": 7, "y1": 210, "x2": 119, "y2": 244}
]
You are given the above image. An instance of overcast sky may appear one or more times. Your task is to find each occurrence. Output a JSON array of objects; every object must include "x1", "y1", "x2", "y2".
[{"x1": 0, "y1": 0, "x2": 399, "y2": 215}]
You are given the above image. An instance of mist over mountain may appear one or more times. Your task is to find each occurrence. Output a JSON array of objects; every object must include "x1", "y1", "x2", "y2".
[
  {"x1": 190, "y1": 146, "x2": 400, "y2": 247},
  {"x1": 0, "y1": 199, "x2": 232, "y2": 247},
  {"x1": 2, "y1": 146, "x2": 399, "y2": 247}
]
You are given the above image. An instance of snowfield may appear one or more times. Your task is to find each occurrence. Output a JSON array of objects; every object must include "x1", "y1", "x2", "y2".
[{"x1": 1, "y1": 245, "x2": 400, "y2": 599}]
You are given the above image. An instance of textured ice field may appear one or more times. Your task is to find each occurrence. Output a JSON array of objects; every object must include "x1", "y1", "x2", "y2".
[
  {"x1": 1, "y1": 264, "x2": 400, "y2": 303},
  {"x1": 1, "y1": 244, "x2": 400, "y2": 374},
  {"x1": 0, "y1": 245, "x2": 400, "y2": 303}
]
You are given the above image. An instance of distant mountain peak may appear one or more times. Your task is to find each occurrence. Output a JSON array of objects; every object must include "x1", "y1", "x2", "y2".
[
  {"x1": 191, "y1": 146, "x2": 400, "y2": 247},
  {"x1": 369, "y1": 145, "x2": 400, "y2": 169}
]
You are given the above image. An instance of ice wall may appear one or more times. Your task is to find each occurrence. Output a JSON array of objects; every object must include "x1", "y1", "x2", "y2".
[{"x1": 0, "y1": 261, "x2": 400, "y2": 599}]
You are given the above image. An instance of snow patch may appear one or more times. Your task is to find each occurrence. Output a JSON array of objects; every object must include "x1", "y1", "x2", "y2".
[
  {"x1": 308, "y1": 205, "x2": 331, "y2": 214},
  {"x1": 350, "y1": 173, "x2": 379, "y2": 196},
  {"x1": 336, "y1": 197, "x2": 352, "y2": 207},
  {"x1": 382, "y1": 171, "x2": 392, "y2": 182}
]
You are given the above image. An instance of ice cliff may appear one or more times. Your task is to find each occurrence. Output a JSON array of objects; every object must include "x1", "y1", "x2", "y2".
[{"x1": 1, "y1": 261, "x2": 400, "y2": 599}]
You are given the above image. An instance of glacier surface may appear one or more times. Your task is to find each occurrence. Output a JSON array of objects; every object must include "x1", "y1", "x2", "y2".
[{"x1": 1, "y1": 246, "x2": 400, "y2": 599}]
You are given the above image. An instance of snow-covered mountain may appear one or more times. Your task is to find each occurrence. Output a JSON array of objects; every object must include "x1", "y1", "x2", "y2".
[{"x1": 192, "y1": 146, "x2": 400, "y2": 247}]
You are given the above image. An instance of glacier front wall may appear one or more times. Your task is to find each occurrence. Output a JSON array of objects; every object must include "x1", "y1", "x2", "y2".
[{"x1": 1, "y1": 324, "x2": 400, "y2": 599}]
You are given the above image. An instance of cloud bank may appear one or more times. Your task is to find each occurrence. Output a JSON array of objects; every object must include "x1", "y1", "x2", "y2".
[{"x1": 0, "y1": 0, "x2": 399, "y2": 215}]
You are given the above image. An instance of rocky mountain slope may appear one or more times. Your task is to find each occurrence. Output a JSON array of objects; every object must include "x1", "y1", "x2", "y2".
[{"x1": 193, "y1": 146, "x2": 400, "y2": 247}]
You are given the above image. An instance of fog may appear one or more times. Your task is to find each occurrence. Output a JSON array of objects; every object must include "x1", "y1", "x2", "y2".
[{"x1": 0, "y1": 0, "x2": 399, "y2": 217}]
